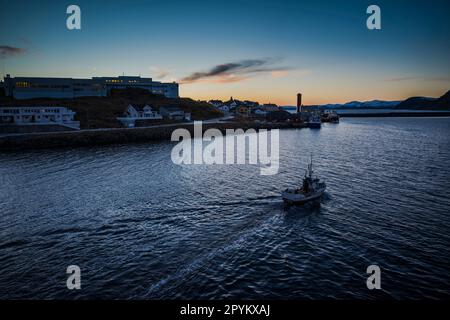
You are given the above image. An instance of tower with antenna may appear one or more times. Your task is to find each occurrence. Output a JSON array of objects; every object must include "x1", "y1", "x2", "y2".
[{"x1": 296, "y1": 93, "x2": 302, "y2": 113}]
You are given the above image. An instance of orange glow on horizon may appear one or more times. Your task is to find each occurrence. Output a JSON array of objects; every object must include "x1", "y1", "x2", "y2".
[{"x1": 182, "y1": 83, "x2": 449, "y2": 106}]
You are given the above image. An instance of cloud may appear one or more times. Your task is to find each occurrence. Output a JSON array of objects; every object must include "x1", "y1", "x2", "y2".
[
  {"x1": 0, "y1": 45, "x2": 27, "y2": 59},
  {"x1": 181, "y1": 58, "x2": 291, "y2": 84},
  {"x1": 385, "y1": 76, "x2": 422, "y2": 82},
  {"x1": 428, "y1": 76, "x2": 450, "y2": 82},
  {"x1": 386, "y1": 76, "x2": 450, "y2": 82},
  {"x1": 271, "y1": 70, "x2": 290, "y2": 78},
  {"x1": 150, "y1": 66, "x2": 171, "y2": 79}
]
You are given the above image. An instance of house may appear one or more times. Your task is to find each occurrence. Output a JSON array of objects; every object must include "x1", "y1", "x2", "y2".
[
  {"x1": 235, "y1": 105, "x2": 251, "y2": 117},
  {"x1": 117, "y1": 104, "x2": 163, "y2": 128},
  {"x1": 159, "y1": 106, "x2": 190, "y2": 121},
  {"x1": 0, "y1": 106, "x2": 80, "y2": 132},
  {"x1": 243, "y1": 100, "x2": 259, "y2": 108},
  {"x1": 252, "y1": 108, "x2": 267, "y2": 116},
  {"x1": 218, "y1": 105, "x2": 230, "y2": 113},
  {"x1": 208, "y1": 100, "x2": 223, "y2": 108},
  {"x1": 207, "y1": 100, "x2": 230, "y2": 113},
  {"x1": 224, "y1": 97, "x2": 240, "y2": 108},
  {"x1": 261, "y1": 104, "x2": 279, "y2": 112}
]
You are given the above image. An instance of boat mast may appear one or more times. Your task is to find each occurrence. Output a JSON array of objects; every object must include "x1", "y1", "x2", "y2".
[{"x1": 308, "y1": 154, "x2": 313, "y2": 178}]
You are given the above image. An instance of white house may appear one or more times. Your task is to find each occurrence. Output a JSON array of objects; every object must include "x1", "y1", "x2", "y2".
[
  {"x1": 228, "y1": 100, "x2": 238, "y2": 108},
  {"x1": 0, "y1": 106, "x2": 80, "y2": 130},
  {"x1": 117, "y1": 104, "x2": 163, "y2": 128},
  {"x1": 208, "y1": 100, "x2": 224, "y2": 108},
  {"x1": 218, "y1": 105, "x2": 230, "y2": 113},
  {"x1": 208, "y1": 100, "x2": 230, "y2": 113},
  {"x1": 253, "y1": 108, "x2": 267, "y2": 116}
]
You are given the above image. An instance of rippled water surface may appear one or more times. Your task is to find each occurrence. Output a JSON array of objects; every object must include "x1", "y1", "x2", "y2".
[{"x1": 1, "y1": 118, "x2": 449, "y2": 299}]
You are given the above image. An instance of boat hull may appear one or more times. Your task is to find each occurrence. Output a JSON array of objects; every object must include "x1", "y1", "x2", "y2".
[
  {"x1": 282, "y1": 187, "x2": 326, "y2": 205},
  {"x1": 308, "y1": 122, "x2": 321, "y2": 129}
]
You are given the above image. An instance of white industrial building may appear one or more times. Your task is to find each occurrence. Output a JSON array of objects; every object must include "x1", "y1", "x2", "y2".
[
  {"x1": 3, "y1": 75, "x2": 179, "y2": 100},
  {"x1": 0, "y1": 106, "x2": 80, "y2": 130},
  {"x1": 93, "y1": 76, "x2": 179, "y2": 98}
]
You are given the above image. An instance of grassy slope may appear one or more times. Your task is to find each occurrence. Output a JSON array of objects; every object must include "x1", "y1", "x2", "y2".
[{"x1": 0, "y1": 88, "x2": 223, "y2": 129}]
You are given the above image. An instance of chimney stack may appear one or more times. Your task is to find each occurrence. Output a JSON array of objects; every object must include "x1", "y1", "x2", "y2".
[{"x1": 296, "y1": 93, "x2": 302, "y2": 113}]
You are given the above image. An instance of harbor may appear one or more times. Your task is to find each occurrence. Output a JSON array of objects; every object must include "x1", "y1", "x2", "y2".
[{"x1": 1, "y1": 117, "x2": 449, "y2": 299}]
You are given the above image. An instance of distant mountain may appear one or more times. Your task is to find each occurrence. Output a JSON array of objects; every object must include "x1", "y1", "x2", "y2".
[
  {"x1": 397, "y1": 90, "x2": 450, "y2": 110},
  {"x1": 314, "y1": 90, "x2": 450, "y2": 110},
  {"x1": 320, "y1": 100, "x2": 401, "y2": 109},
  {"x1": 438, "y1": 90, "x2": 450, "y2": 108}
]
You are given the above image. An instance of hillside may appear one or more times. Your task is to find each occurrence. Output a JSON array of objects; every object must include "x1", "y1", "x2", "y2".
[
  {"x1": 395, "y1": 97, "x2": 437, "y2": 109},
  {"x1": 0, "y1": 88, "x2": 223, "y2": 129},
  {"x1": 396, "y1": 90, "x2": 450, "y2": 110}
]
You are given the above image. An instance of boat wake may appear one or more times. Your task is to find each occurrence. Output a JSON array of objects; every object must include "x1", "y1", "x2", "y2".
[{"x1": 144, "y1": 213, "x2": 283, "y2": 298}]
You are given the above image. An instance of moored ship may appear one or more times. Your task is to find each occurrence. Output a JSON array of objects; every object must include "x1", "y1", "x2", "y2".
[
  {"x1": 308, "y1": 113, "x2": 322, "y2": 128},
  {"x1": 321, "y1": 110, "x2": 340, "y2": 123}
]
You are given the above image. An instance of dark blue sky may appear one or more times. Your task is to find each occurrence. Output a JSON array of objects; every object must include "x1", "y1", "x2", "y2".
[{"x1": 1, "y1": 0, "x2": 449, "y2": 104}]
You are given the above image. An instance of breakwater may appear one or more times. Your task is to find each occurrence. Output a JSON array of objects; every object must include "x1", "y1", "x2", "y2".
[{"x1": 0, "y1": 122, "x2": 306, "y2": 151}]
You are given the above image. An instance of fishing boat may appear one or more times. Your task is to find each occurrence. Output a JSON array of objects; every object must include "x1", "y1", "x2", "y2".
[
  {"x1": 321, "y1": 110, "x2": 340, "y2": 123},
  {"x1": 308, "y1": 113, "x2": 322, "y2": 128},
  {"x1": 282, "y1": 156, "x2": 326, "y2": 205}
]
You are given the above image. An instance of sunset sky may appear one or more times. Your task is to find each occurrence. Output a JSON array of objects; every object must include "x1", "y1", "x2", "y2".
[{"x1": 0, "y1": 0, "x2": 449, "y2": 105}]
